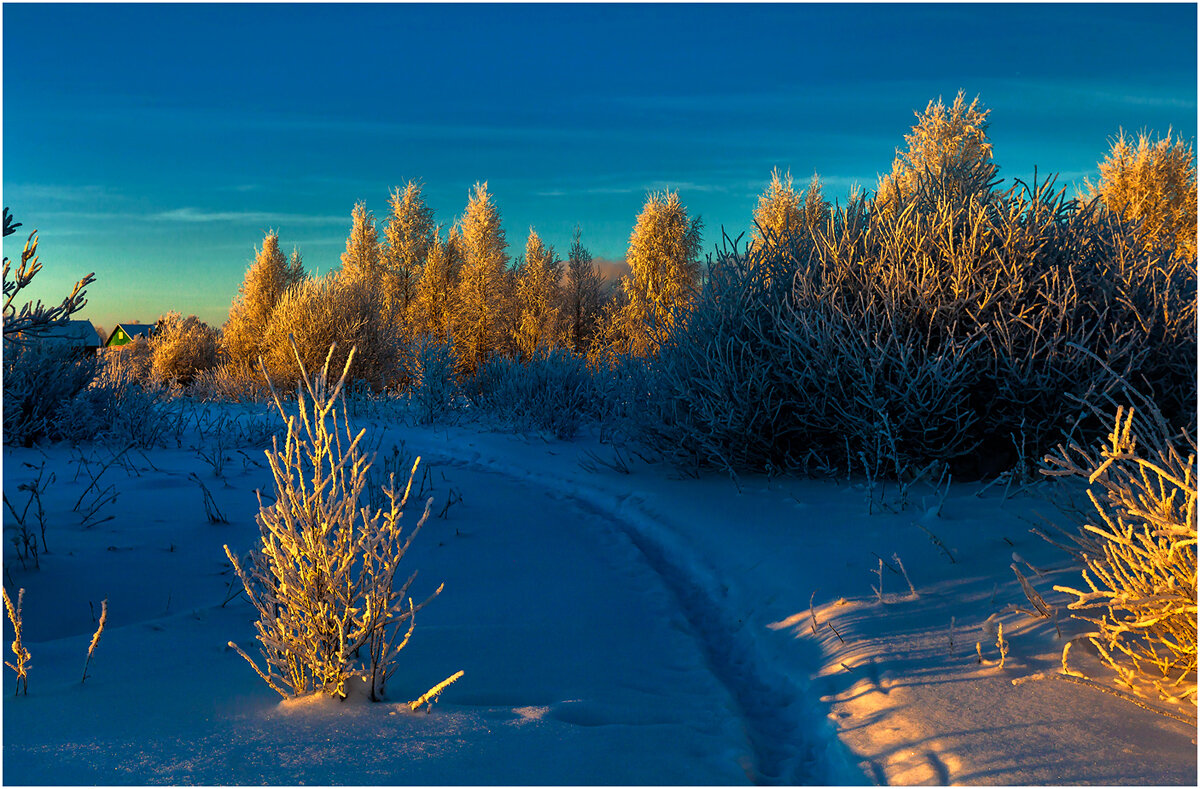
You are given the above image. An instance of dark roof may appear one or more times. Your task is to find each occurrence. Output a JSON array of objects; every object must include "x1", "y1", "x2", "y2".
[
  {"x1": 114, "y1": 324, "x2": 155, "y2": 339},
  {"x1": 35, "y1": 320, "x2": 102, "y2": 347}
]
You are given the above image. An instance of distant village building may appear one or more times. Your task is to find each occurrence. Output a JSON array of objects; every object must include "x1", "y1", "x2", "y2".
[
  {"x1": 104, "y1": 323, "x2": 155, "y2": 348},
  {"x1": 26, "y1": 320, "x2": 103, "y2": 355}
]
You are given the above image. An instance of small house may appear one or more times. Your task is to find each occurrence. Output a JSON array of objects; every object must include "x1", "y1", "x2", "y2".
[
  {"x1": 29, "y1": 320, "x2": 103, "y2": 356},
  {"x1": 105, "y1": 323, "x2": 155, "y2": 348}
]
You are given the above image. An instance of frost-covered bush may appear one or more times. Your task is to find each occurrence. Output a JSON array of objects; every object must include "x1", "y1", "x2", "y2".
[
  {"x1": 1043, "y1": 405, "x2": 1196, "y2": 707},
  {"x1": 225, "y1": 343, "x2": 449, "y2": 701},
  {"x1": 190, "y1": 361, "x2": 270, "y2": 403},
  {"x1": 261, "y1": 273, "x2": 405, "y2": 391},
  {"x1": 150, "y1": 312, "x2": 218, "y2": 387},
  {"x1": 101, "y1": 336, "x2": 154, "y2": 386},
  {"x1": 410, "y1": 334, "x2": 459, "y2": 424},
  {"x1": 635, "y1": 169, "x2": 1195, "y2": 477},
  {"x1": 81, "y1": 358, "x2": 171, "y2": 447},
  {"x1": 3, "y1": 339, "x2": 98, "y2": 446},
  {"x1": 464, "y1": 348, "x2": 602, "y2": 440}
]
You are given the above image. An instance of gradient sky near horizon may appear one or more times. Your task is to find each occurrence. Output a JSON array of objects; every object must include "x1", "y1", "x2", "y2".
[{"x1": 3, "y1": 3, "x2": 1196, "y2": 330}]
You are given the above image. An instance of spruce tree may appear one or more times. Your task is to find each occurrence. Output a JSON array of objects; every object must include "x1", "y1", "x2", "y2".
[
  {"x1": 616, "y1": 191, "x2": 702, "y2": 357},
  {"x1": 514, "y1": 228, "x2": 561, "y2": 357},
  {"x1": 453, "y1": 182, "x2": 510, "y2": 370},
  {"x1": 562, "y1": 226, "x2": 602, "y2": 355}
]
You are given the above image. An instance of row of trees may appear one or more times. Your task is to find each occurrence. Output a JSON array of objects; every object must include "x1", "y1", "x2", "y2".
[
  {"x1": 127, "y1": 92, "x2": 1195, "y2": 398},
  {"x1": 220, "y1": 181, "x2": 703, "y2": 386}
]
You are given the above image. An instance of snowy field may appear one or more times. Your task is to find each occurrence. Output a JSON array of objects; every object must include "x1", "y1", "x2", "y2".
[{"x1": 3, "y1": 404, "x2": 1196, "y2": 785}]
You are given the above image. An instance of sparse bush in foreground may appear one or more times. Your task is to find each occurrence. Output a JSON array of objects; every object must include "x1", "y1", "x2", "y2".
[
  {"x1": 225, "y1": 342, "x2": 453, "y2": 702},
  {"x1": 3, "y1": 587, "x2": 30, "y2": 695},
  {"x1": 1043, "y1": 405, "x2": 1197, "y2": 707}
]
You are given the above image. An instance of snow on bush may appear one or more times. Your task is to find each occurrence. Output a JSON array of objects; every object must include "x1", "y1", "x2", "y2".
[
  {"x1": 464, "y1": 348, "x2": 603, "y2": 440},
  {"x1": 261, "y1": 273, "x2": 405, "y2": 392},
  {"x1": 150, "y1": 312, "x2": 218, "y2": 387},
  {"x1": 410, "y1": 334, "x2": 459, "y2": 424},
  {"x1": 1083, "y1": 129, "x2": 1197, "y2": 264},
  {"x1": 225, "y1": 341, "x2": 453, "y2": 701},
  {"x1": 633, "y1": 166, "x2": 1195, "y2": 477},
  {"x1": 1043, "y1": 405, "x2": 1197, "y2": 707},
  {"x1": 3, "y1": 339, "x2": 98, "y2": 446},
  {"x1": 2, "y1": 209, "x2": 101, "y2": 446},
  {"x1": 3, "y1": 587, "x2": 30, "y2": 696},
  {"x1": 2, "y1": 208, "x2": 94, "y2": 343}
]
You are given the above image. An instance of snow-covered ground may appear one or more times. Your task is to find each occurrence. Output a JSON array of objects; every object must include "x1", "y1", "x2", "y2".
[{"x1": 3, "y1": 404, "x2": 1196, "y2": 785}]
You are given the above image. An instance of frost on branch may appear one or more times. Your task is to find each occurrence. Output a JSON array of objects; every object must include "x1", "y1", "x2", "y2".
[
  {"x1": 2, "y1": 208, "x2": 95, "y2": 343},
  {"x1": 225, "y1": 338, "x2": 456, "y2": 702},
  {"x1": 1043, "y1": 405, "x2": 1197, "y2": 707}
]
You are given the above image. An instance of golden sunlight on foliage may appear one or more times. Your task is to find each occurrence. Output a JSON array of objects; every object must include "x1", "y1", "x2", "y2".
[
  {"x1": 1044, "y1": 406, "x2": 1197, "y2": 708},
  {"x1": 1083, "y1": 129, "x2": 1197, "y2": 263},
  {"x1": 615, "y1": 191, "x2": 702, "y2": 358},
  {"x1": 876, "y1": 91, "x2": 994, "y2": 212}
]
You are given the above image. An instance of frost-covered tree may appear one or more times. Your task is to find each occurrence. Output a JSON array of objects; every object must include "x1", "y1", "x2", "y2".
[
  {"x1": 287, "y1": 247, "x2": 307, "y2": 287},
  {"x1": 514, "y1": 228, "x2": 561, "y2": 357},
  {"x1": 412, "y1": 226, "x2": 462, "y2": 342},
  {"x1": 453, "y1": 182, "x2": 510, "y2": 370},
  {"x1": 222, "y1": 230, "x2": 292, "y2": 369},
  {"x1": 150, "y1": 312, "x2": 218, "y2": 386},
  {"x1": 875, "y1": 91, "x2": 996, "y2": 211},
  {"x1": 562, "y1": 226, "x2": 603, "y2": 355},
  {"x1": 752, "y1": 169, "x2": 804, "y2": 245},
  {"x1": 381, "y1": 181, "x2": 435, "y2": 319},
  {"x1": 1082, "y1": 129, "x2": 1197, "y2": 263},
  {"x1": 615, "y1": 191, "x2": 703, "y2": 357},
  {"x1": 340, "y1": 201, "x2": 382, "y2": 282}
]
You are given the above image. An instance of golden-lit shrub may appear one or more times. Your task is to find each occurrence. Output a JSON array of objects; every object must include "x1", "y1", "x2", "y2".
[
  {"x1": 225, "y1": 342, "x2": 453, "y2": 702},
  {"x1": 1044, "y1": 405, "x2": 1196, "y2": 707},
  {"x1": 261, "y1": 272, "x2": 405, "y2": 391},
  {"x1": 150, "y1": 312, "x2": 218, "y2": 386}
]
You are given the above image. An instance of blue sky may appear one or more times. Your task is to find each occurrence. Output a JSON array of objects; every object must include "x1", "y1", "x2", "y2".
[{"x1": 3, "y1": 3, "x2": 1196, "y2": 330}]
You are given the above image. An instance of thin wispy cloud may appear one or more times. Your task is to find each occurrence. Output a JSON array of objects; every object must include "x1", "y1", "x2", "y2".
[{"x1": 151, "y1": 208, "x2": 346, "y2": 225}]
